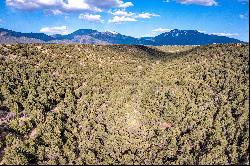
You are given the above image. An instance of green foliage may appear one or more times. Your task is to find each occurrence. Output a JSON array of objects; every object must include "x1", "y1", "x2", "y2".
[{"x1": 0, "y1": 43, "x2": 249, "y2": 165}]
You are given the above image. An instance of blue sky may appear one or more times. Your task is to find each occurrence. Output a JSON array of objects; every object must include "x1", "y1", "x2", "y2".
[{"x1": 0, "y1": 0, "x2": 249, "y2": 41}]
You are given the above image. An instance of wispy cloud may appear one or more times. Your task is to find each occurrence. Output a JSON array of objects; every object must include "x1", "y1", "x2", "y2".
[
  {"x1": 239, "y1": 12, "x2": 249, "y2": 20},
  {"x1": 108, "y1": 16, "x2": 137, "y2": 23},
  {"x1": 239, "y1": 0, "x2": 249, "y2": 4},
  {"x1": 152, "y1": 28, "x2": 171, "y2": 33},
  {"x1": 135, "y1": 13, "x2": 160, "y2": 19},
  {"x1": 197, "y1": 31, "x2": 239, "y2": 37},
  {"x1": 176, "y1": 0, "x2": 218, "y2": 6},
  {"x1": 143, "y1": 28, "x2": 172, "y2": 37},
  {"x1": 110, "y1": 10, "x2": 135, "y2": 17},
  {"x1": 211, "y1": 32, "x2": 239, "y2": 37},
  {"x1": 45, "y1": 9, "x2": 64, "y2": 15},
  {"x1": 40, "y1": 26, "x2": 69, "y2": 35},
  {"x1": 79, "y1": 13, "x2": 104, "y2": 23},
  {"x1": 240, "y1": 14, "x2": 246, "y2": 19},
  {"x1": 198, "y1": 30, "x2": 207, "y2": 33}
]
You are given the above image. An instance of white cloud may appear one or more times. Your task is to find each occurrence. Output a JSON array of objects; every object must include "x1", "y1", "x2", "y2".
[
  {"x1": 152, "y1": 28, "x2": 171, "y2": 33},
  {"x1": 177, "y1": 0, "x2": 217, "y2": 6},
  {"x1": 136, "y1": 13, "x2": 160, "y2": 19},
  {"x1": 40, "y1": 26, "x2": 69, "y2": 35},
  {"x1": 46, "y1": 9, "x2": 63, "y2": 15},
  {"x1": 240, "y1": 13, "x2": 248, "y2": 19},
  {"x1": 143, "y1": 28, "x2": 171, "y2": 37},
  {"x1": 110, "y1": 10, "x2": 135, "y2": 17},
  {"x1": 61, "y1": 0, "x2": 100, "y2": 12},
  {"x1": 6, "y1": 0, "x2": 62, "y2": 10},
  {"x1": 108, "y1": 16, "x2": 137, "y2": 23},
  {"x1": 211, "y1": 32, "x2": 239, "y2": 37},
  {"x1": 119, "y1": 2, "x2": 134, "y2": 8},
  {"x1": 109, "y1": 10, "x2": 159, "y2": 23},
  {"x1": 51, "y1": 9, "x2": 63, "y2": 15},
  {"x1": 240, "y1": 14, "x2": 245, "y2": 19},
  {"x1": 198, "y1": 30, "x2": 206, "y2": 33},
  {"x1": 85, "y1": 0, "x2": 133, "y2": 9},
  {"x1": 79, "y1": 13, "x2": 104, "y2": 23},
  {"x1": 6, "y1": 0, "x2": 133, "y2": 12}
]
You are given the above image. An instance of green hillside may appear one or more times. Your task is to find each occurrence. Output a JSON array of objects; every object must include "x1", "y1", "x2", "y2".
[{"x1": 0, "y1": 44, "x2": 249, "y2": 165}]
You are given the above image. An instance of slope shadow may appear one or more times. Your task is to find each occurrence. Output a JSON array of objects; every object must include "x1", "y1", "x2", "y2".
[
  {"x1": 133, "y1": 45, "x2": 201, "y2": 61},
  {"x1": 133, "y1": 43, "x2": 249, "y2": 61},
  {"x1": 110, "y1": 44, "x2": 201, "y2": 62}
]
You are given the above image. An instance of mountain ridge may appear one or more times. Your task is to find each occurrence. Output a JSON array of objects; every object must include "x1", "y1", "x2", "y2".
[{"x1": 0, "y1": 27, "x2": 244, "y2": 45}]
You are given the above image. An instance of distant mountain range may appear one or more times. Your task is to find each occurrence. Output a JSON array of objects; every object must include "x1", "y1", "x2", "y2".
[{"x1": 0, "y1": 28, "x2": 243, "y2": 45}]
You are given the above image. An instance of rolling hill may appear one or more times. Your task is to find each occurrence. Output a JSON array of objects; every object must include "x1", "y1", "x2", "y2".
[{"x1": 0, "y1": 43, "x2": 249, "y2": 165}]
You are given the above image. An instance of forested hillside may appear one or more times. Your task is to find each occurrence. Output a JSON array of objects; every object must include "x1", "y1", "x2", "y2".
[{"x1": 0, "y1": 44, "x2": 249, "y2": 165}]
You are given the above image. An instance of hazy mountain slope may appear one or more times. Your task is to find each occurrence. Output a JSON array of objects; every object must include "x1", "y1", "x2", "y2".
[
  {"x1": 49, "y1": 35, "x2": 110, "y2": 44},
  {"x1": 62, "y1": 29, "x2": 140, "y2": 44},
  {"x1": 0, "y1": 44, "x2": 248, "y2": 165},
  {"x1": 0, "y1": 35, "x2": 44, "y2": 44},
  {"x1": 0, "y1": 28, "x2": 244, "y2": 45},
  {"x1": 0, "y1": 28, "x2": 53, "y2": 42},
  {"x1": 153, "y1": 29, "x2": 243, "y2": 45},
  {"x1": 0, "y1": 30, "x2": 45, "y2": 44}
]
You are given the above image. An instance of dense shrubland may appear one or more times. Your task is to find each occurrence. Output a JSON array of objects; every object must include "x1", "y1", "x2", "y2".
[{"x1": 0, "y1": 43, "x2": 249, "y2": 165}]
